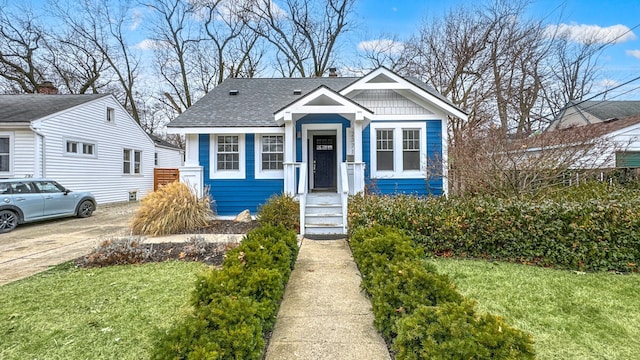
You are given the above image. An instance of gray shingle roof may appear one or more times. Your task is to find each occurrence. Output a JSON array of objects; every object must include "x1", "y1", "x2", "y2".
[
  {"x1": 0, "y1": 94, "x2": 110, "y2": 123},
  {"x1": 577, "y1": 100, "x2": 640, "y2": 120},
  {"x1": 169, "y1": 77, "x2": 358, "y2": 128},
  {"x1": 169, "y1": 72, "x2": 465, "y2": 128}
]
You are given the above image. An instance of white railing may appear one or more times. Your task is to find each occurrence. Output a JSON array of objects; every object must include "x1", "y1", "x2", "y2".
[
  {"x1": 297, "y1": 163, "x2": 308, "y2": 236},
  {"x1": 345, "y1": 162, "x2": 366, "y2": 195},
  {"x1": 340, "y1": 162, "x2": 349, "y2": 234}
]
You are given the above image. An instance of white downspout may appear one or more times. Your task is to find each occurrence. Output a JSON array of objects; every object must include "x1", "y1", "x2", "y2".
[{"x1": 30, "y1": 125, "x2": 46, "y2": 178}]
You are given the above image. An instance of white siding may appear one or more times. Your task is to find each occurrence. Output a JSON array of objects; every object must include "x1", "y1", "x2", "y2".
[
  {"x1": 11, "y1": 130, "x2": 37, "y2": 177},
  {"x1": 155, "y1": 146, "x2": 183, "y2": 168},
  {"x1": 350, "y1": 89, "x2": 434, "y2": 116},
  {"x1": 34, "y1": 96, "x2": 155, "y2": 204}
]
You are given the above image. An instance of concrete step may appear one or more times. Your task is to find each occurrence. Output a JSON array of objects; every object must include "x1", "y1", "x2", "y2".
[
  {"x1": 306, "y1": 193, "x2": 342, "y2": 206},
  {"x1": 305, "y1": 214, "x2": 343, "y2": 226},
  {"x1": 305, "y1": 224, "x2": 346, "y2": 235}
]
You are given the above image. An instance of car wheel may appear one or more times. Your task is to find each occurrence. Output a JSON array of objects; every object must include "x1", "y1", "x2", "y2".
[
  {"x1": 77, "y1": 200, "x2": 95, "y2": 218},
  {"x1": 0, "y1": 210, "x2": 18, "y2": 233}
]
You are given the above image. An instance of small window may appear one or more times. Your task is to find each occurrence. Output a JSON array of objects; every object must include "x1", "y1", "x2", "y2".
[
  {"x1": 154, "y1": 152, "x2": 158, "y2": 166},
  {"x1": 261, "y1": 135, "x2": 284, "y2": 170},
  {"x1": 217, "y1": 135, "x2": 239, "y2": 170},
  {"x1": 107, "y1": 107, "x2": 115, "y2": 122},
  {"x1": 376, "y1": 129, "x2": 394, "y2": 171},
  {"x1": 66, "y1": 141, "x2": 79, "y2": 154},
  {"x1": 0, "y1": 136, "x2": 10, "y2": 172},
  {"x1": 83, "y1": 143, "x2": 94, "y2": 155},
  {"x1": 123, "y1": 149, "x2": 131, "y2": 174}
]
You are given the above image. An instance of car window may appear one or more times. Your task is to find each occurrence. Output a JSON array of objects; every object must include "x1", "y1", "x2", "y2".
[
  {"x1": 34, "y1": 181, "x2": 65, "y2": 193},
  {"x1": 0, "y1": 183, "x2": 11, "y2": 194},
  {"x1": 11, "y1": 182, "x2": 36, "y2": 194}
]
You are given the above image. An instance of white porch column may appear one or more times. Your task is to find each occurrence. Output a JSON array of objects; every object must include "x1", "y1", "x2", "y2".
[
  {"x1": 180, "y1": 133, "x2": 203, "y2": 197},
  {"x1": 352, "y1": 112, "x2": 365, "y2": 194},
  {"x1": 283, "y1": 113, "x2": 296, "y2": 195}
]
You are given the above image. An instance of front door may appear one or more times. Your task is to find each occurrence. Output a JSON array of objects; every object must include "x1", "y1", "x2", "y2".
[{"x1": 313, "y1": 135, "x2": 336, "y2": 190}]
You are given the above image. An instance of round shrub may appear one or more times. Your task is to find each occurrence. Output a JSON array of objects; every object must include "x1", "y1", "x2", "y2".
[
  {"x1": 130, "y1": 181, "x2": 214, "y2": 236},
  {"x1": 257, "y1": 194, "x2": 300, "y2": 232}
]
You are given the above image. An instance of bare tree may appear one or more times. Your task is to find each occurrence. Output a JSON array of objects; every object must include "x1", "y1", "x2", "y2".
[
  {"x1": 244, "y1": 0, "x2": 355, "y2": 77},
  {"x1": 199, "y1": 0, "x2": 264, "y2": 85},
  {"x1": 0, "y1": 8, "x2": 46, "y2": 93},
  {"x1": 146, "y1": 0, "x2": 201, "y2": 113},
  {"x1": 52, "y1": 0, "x2": 142, "y2": 122}
]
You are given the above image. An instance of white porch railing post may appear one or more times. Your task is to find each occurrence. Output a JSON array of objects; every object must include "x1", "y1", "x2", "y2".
[
  {"x1": 298, "y1": 163, "x2": 307, "y2": 236},
  {"x1": 340, "y1": 162, "x2": 349, "y2": 234}
]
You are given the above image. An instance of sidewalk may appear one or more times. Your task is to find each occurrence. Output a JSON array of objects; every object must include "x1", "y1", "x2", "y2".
[{"x1": 265, "y1": 238, "x2": 390, "y2": 360}]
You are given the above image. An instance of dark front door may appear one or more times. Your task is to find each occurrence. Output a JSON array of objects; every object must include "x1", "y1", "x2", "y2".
[{"x1": 313, "y1": 135, "x2": 337, "y2": 190}]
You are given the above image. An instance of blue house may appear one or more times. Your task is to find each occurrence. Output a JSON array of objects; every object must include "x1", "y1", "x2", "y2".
[{"x1": 167, "y1": 67, "x2": 467, "y2": 235}]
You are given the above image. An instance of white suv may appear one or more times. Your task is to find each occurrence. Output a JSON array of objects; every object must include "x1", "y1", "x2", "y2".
[{"x1": 0, "y1": 179, "x2": 96, "y2": 233}]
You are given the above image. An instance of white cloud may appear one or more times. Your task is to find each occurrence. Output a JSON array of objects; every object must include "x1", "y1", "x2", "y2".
[
  {"x1": 358, "y1": 39, "x2": 405, "y2": 54},
  {"x1": 133, "y1": 39, "x2": 162, "y2": 50},
  {"x1": 129, "y1": 8, "x2": 143, "y2": 31},
  {"x1": 627, "y1": 49, "x2": 640, "y2": 59},
  {"x1": 545, "y1": 23, "x2": 636, "y2": 44},
  {"x1": 596, "y1": 78, "x2": 619, "y2": 88}
]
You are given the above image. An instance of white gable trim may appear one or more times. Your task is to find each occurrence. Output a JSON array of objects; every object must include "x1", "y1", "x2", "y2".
[
  {"x1": 274, "y1": 86, "x2": 373, "y2": 125},
  {"x1": 167, "y1": 127, "x2": 284, "y2": 135},
  {"x1": 340, "y1": 67, "x2": 467, "y2": 121}
]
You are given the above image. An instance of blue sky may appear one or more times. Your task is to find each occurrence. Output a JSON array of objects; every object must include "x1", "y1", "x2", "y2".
[{"x1": 353, "y1": 0, "x2": 640, "y2": 99}]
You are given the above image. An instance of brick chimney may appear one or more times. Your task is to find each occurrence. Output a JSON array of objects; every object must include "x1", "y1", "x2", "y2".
[
  {"x1": 328, "y1": 67, "x2": 338, "y2": 77},
  {"x1": 38, "y1": 81, "x2": 58, "y2": 95}
]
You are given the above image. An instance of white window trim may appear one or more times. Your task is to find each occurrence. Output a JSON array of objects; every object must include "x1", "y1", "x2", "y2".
[
  {"x1": 255, "y1": 134, "x2": 284, "y2": 179},
  {"x1": 211, "y1": 134, "x2": 246, "y2": 179},
  {"x1": 64, "y1": 138, "x2": 97, "y2": 158},
  {"x1": 370, "y1": 122, "x2": 427, "y2": 179},
  {"x1": 123, "y1": 148, "x2": 143, "y2": 175},
  {"x1": 107, "y1": 107, "x2": 115, "y2": 123},
  {"x1": 0, "y1": 132, "x2": 13, "y2": 175}
]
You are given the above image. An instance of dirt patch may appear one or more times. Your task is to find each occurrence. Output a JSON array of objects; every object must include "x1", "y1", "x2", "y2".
[{"x1": 75, "y1": 220, "x2": 258, "y2": 268}]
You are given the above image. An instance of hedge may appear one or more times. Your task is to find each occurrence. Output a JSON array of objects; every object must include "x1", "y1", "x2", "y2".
[
  {"x1": 349, "y1": 225, "x2": 535, "y2": 359},
  {"x1": 152, "y1": 225, "x2": 298, "y2": 359},
  {"x1": 348, "y1": 186, "x2": 640, "y2": 272}
]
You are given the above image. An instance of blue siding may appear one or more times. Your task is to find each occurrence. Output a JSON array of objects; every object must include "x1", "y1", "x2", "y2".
[
  {"x1": 200, "y1": 134, "x2": 283, "y2": 216},
  {"x1": 295, "y1": 114, "x2": 350, "y2": 162},
  {"x1": 362, "y1": 120, "x2": 444, "y2": 196}
]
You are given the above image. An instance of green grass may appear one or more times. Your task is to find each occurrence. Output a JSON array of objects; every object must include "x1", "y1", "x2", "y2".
[
  {"x1": 0, "y1": 261, "x2": 207, "y2": 359},
  {"x1": 431, "y1": 258, "x2": 640, "y2": 360}
]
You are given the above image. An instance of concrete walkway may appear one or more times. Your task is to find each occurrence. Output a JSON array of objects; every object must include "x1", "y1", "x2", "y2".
[{"x1": 265, "y1": 238, "x2": 391, "y2": 360}]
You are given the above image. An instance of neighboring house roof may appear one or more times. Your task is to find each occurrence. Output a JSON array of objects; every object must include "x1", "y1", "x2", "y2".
[
  {"x1": 574, "y1": 100, "x2": 640, "y2": 121},
  {"x1": 0, "y1": 94, "x2": 110, "y2": 123},
  {"x1": 169, "y1": 77, "x2": 357, "y2": 128},
  {"x1": 150, "y1": 134, "x2": 183, "y2": 150}
]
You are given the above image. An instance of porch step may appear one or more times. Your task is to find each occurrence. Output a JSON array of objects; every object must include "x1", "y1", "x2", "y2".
[{"x1": 303, "y1": 193, "x2": 345, "y2": 235}]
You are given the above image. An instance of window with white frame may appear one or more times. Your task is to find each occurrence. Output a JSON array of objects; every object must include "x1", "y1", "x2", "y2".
[
  {"x1": 0, "y1": 135, "x2": 11, "y2": 173},
  {"x1": 123, "y1": 149, "x2": 142, "y2": 174},
  {"x1": 371, "y1": 123, "x2": 426, "y2": 178},
  {"x1": 66, "y1": 140, "x2": 95, "y2": 156},
  {"x1": 211, "y1": 134, "x2": 245, "y2": 179},
  {"x1": 107, "y1": 107, "x2": 115, "y2": 122},
  {"x1": 255, "y1": 135, "x2": 284, "y2": 179}
]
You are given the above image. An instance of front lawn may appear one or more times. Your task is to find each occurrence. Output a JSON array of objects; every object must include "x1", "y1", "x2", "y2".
[
  {"x1": 432, "y1": 259, "x2": 640, "y2": 360},
  {"x1": 0, "y1": 261, "x2": 207, "y2": 359}
]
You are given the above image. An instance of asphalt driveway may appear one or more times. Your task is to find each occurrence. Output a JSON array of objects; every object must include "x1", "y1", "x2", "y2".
[{"x1": 0, "y1": 202, "x2": 138, "y2": 285}]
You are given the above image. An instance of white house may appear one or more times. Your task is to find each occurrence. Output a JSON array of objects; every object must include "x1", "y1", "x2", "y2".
[
  {"x1": 0, "y1": 93, "x2": 156, "y2": 204},
  {"x1": 151, "y1": 134, "x2": 184, "y2": 168}
]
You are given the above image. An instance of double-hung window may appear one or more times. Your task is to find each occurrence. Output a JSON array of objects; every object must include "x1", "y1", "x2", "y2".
[
  {"x1": 255, "y1": 134, "x2": 284, "y2": 179},
  {"x1": 123, "y1": 149, "x2": 142, "y2": 174},
  {"x1": 371, "y1": 123, "x2": 426, "y2": 178},
  {"x1": 0, "y1": 134, "x2": 11, "y2": 173},
  {"x1": 211, "y1": 134, "x2": 245, "y2": 179}
]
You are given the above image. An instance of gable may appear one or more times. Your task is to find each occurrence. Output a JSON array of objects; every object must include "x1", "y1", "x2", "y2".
[
  {"x1": 305, "y1": 94, "x2": 343, "y2": 106},
  {"x1": 349, "y1": 89, "x2": 435, "y2": 116}
]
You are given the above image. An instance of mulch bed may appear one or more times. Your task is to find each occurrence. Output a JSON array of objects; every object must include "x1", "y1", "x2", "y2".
[{"x1": 75, "y1": 220, "x2": 258, "y2": 268}]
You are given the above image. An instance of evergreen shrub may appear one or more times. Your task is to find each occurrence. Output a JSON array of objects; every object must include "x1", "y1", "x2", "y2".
[
  {"x1": 257, "y1": 193, "x2": 300, "y2": 232},
  {"x1": 153, "y1": 225, "x2": 298, "y2": 359}
]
